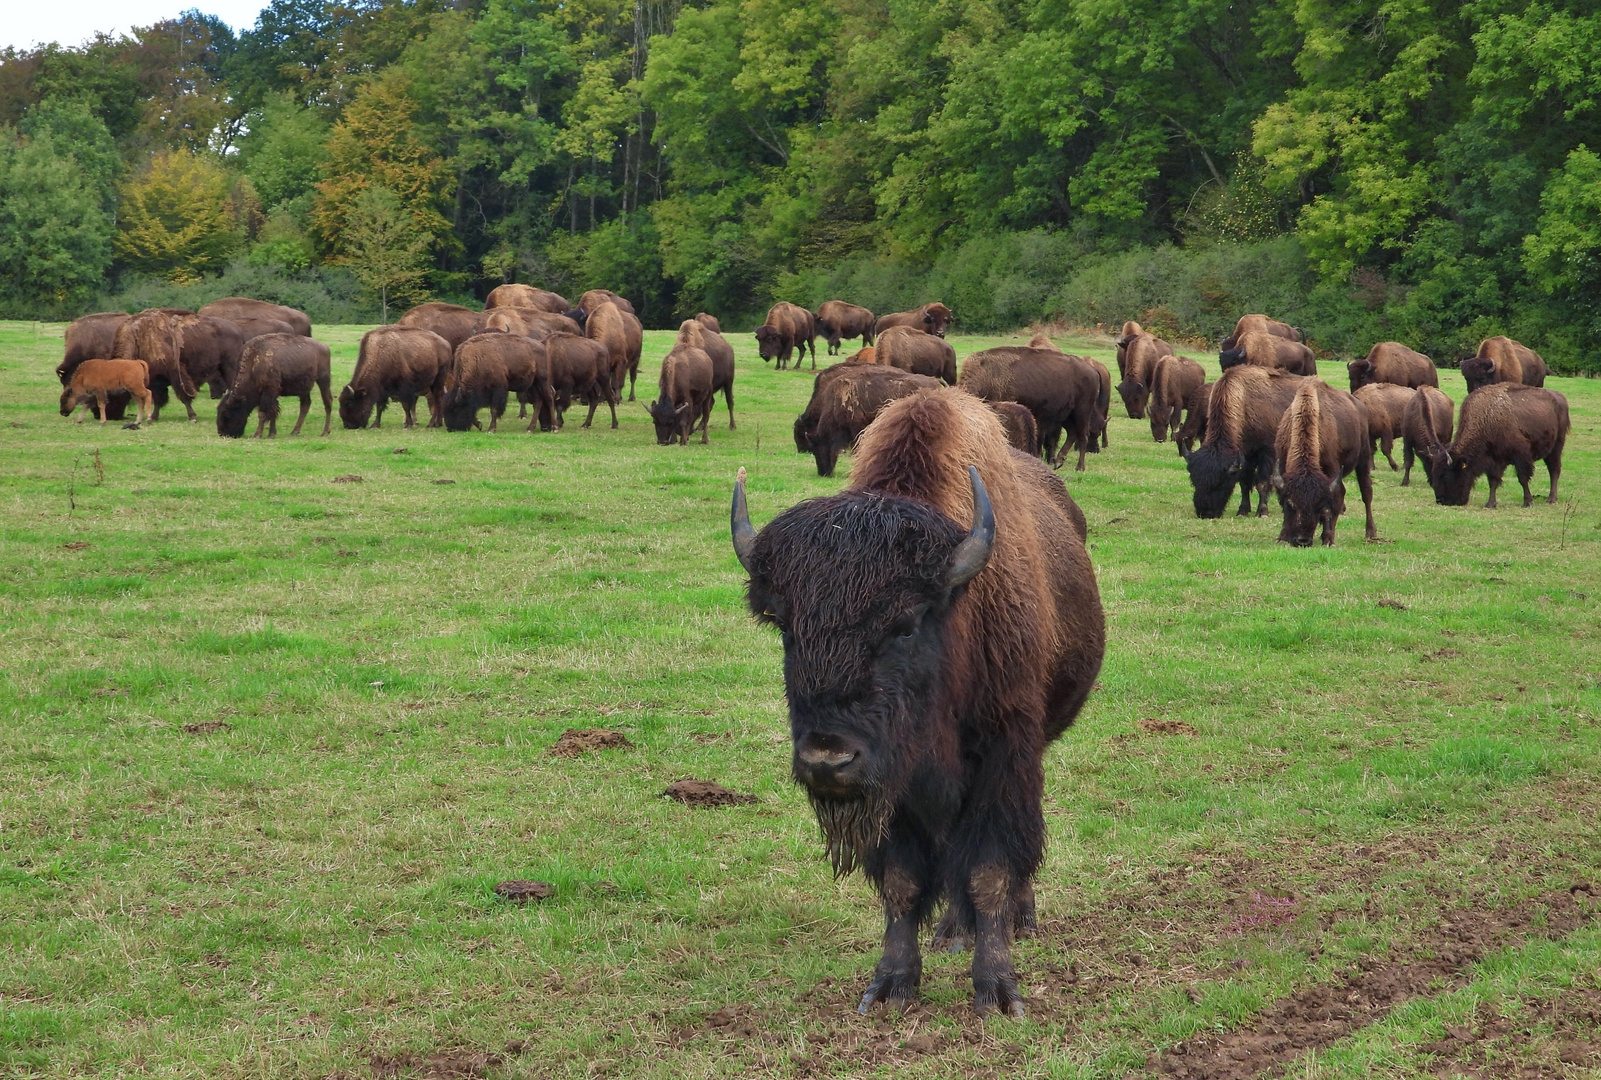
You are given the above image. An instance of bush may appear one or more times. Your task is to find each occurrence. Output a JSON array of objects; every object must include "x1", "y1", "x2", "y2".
[{"x1": 96, "y1": 258, "x2": 369, "y2": 323}]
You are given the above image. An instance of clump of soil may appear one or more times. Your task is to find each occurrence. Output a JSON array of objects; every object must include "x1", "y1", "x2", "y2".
[
  {"x1": 1140, "y1": 718, "x2": 1199, "y2": 736},
  {"x1": 331, "y1": 474, "x2": 363, "y2": 483},
  {"x1": 493, "y1": 880, "x2": 553, "y2": 903},
  {"x1": 433, "y1": 479, "x2": 455, "y2": 485},
  {"x1": 181, "y1": 721, "x2": 231, "y2": 734},
  {"x1": 1377, "y1": 598, "x2": 1407, "y2": 610},
  {"x1": 549, "y1": 728, "x2": 634, "y2": 758},
  {"x1": 665, "y1": 779, "x2": 758, "y2": 807},
  {"x1": 62, "y1": 540, "x2": 90, "y2": 551},
  {"x1": 370, "y1": 1042, "x2": 528, "y2": 1079}
]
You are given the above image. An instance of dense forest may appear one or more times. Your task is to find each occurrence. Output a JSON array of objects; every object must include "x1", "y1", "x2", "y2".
[{"x1": 2, "y1": 0, "x2": 1600, "y2": 370}]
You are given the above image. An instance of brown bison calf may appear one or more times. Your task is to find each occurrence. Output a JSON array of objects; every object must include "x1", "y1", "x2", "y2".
[
  {"x1": 1418, "y1": 384, "x2": 1569, "y2": 508},
  {"x1": 217, "y1": 334, "x2": 332, "y2": 438},
  {"x1": 874, "y1": 302, "x2": 952, "y2": 338},
  {"x1": 1352, "y1": 382, "x2": 1416, "y2": 471},
  {"x1": 341, "y1": 326, "x2": 453, "y2": 429},
  {"x1": 960, "y1": 347, "x2": 1102, "y2": 472},
  {"x1": 876, "y1": 325, "x2": 957, "y2": 384},
  {"x1": 1400, "y1": 386, "x2": 1454, "y2": 486},
  {"x1": 485, "y1": 283, "x2": 570, "y2": 313},
  {"x1": 1348, "y1": 342, "x2": 1437, "y2": 391},
  {"x1": 199, "y1": 297, "x2": 312, "y2": 336},
  {"x1": 794, "y1": 364, "x2": 941, "y2": 476},
  {"x1": 1220, "y1": 314, "x2": 1301, "y2": 351},
  {"x1": 60, "y1": 359, "x2": 153, "y2": 427},
  {"x1": 755, "y1": 302, "x2": 817, "y2": 371},
  {"x1": 1186, "y1": 365, "x2": 1307, "y2": 517},
  {"x1": 815, "y1": 300, "x2": 876, "y2": 355},
  {"x1": 1147, "y1": 355, "x2": 1206, "y2": 442},
  {"x1": 1461, "y1": 336, "x2": 1549, "y2": 391},
  {"x1": 1272, "y1": 380, "x2": 1378, "y2": 546},
  {"x1": 677, "y1": 319, "x2": 736, "y2": 428},
  {"x1": 1220, "y1": 331, "x2": 1317, "y2": 376},
  {"x1": 649, "y1": 345, "x2": 715, "y2": 445}
]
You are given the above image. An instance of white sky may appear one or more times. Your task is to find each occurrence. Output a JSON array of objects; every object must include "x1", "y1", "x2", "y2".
[{"x1": 3, "y1": 0, "x2": 269, "y2": 51}]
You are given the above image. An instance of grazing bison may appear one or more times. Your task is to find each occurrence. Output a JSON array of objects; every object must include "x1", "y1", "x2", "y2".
[
  {"x1": 398, "y1": 302, "x2": 480, "y2": 352},
  {"x1": 677, "y1": 319, "x2": 735, "y2": 429},
  {"x1": 1417, "y1": 384, "x2": 1569, "y2": 508},
  {"x1": 57, "y1": 313, "x2": 134, "y2": 419},
  {"x1": 60, "y1": 359, "x2": 153, "y2": 427},
  {"x1": 755, "y1": 302, "x2": 817, "y2": 371},
  {"x1": 695, "y1": 312, "x2": 722, "y2": 334},
  {"x1": 958, "y1": 347, "x2": 1101, "y2": 471},
  {"x1": 876, "y1": 325, "x2": 957, "y2": 384},
  {"x1": 1026, "y1": 333, "x2": 1109, "y2": 450},
  {"x1": 1352, "y1": 382, "x2": 1415, "y2": 472},
  {"x1": 581, "y1": 302, "x2": 629, "y2": 423},
  {"x1": 1462, "y1": 336, "x2": 1548, "y2": 391},
  {"x1": 216, "y1": 334, "x2": 332, "y2": 438},
  {"x1": 1347, "y1": 342, "x2": 1437, "y2": 391},
  {"x1": 731, "y1": 387, "x2": 1105, "y2": 1017},
  {"x1": 1147, "y1": 355, "x2": 1206, "y2": 443},
  {"x1": 988, "y1": 401, "x2": 1040, "y2": 457},
  {"x1": 815, "y1": 300, "x2": 877, "y2": 355},
  {"x1": 444, "y1": 333, "x2": 553, "y2": 434},
  {"x1": 1401, "y1": 386, "x2": 1455, "y2": 487},
  {"x1": 1220, "y1": 331, "x2": 1317, "y2": 376},
  {"x1": 575, "y1": 289, "x2": 635, "y2": 318},
  {"x1": 538, "y1": 332, "x2": 616, "y2": 432},
  {"x1": 1116, "y1": 331, "x2": 1176, "y2": 419},
  {"x1": 794, "y1": 364, "x2": 941, "y2": 477},
  {"x1": 340, "y1": 326, "x2": 453, "y2": 430},
  {"x1": 485, "y1": 284, "x2": 570, "y2": 313},
  {"x1": 1186, "y1": 365, "x2": 1306, "y2": 518},
  {"x1": 874, "y1": 302, "x2": 953, "y2": 338},
  {"x1": 1220, "y1": 314, "x2": 1302, "y2": 351},
  {"x1": 649, "y1": 345, "x2": 715, "y2": 445},
  {"x1": 1176, "y1": 382, "x2": 1212, "y2": 456},
  {"x1": 177, "y1": 315, "x2": 249, "y2": 400},
  {"x1": 1271, "y1": 380, "x2": 1378, "y2": 546},
  {"x1": 198, "y1": 297, "x2": 311, "y2": 336},
  {"x1": 112, "y1": 309, "x2": 200, "y2": 422},
  {"x1": 476, "y1": 307, "x2": 581, "y2": 340}
]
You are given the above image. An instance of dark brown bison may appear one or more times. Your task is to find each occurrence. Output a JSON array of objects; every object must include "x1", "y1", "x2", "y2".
[
  {"x1": 648, "y1": 345, "x2": 714, "y2": 445},
  {"x1": 1400, "y1": 386, "x2": 1454, "y2": 487},
  {"x1": 111, "y1": 309, "x2": 200, "y2": 422},
  {"x1": 60, "y1": 359, "x2": 153, "y2": 427},
  {"x1": 1026, "y1": 333, "x2": 1109, "y2": 450},
  {"x1": 731, "y1": 387, "x2": 1105, "y2": 1017},
  {"x1": 1185, "y1": 365, "x2": 1307, "y2": 517},
  {"x1": 1462, "y1": 336, "x2": 1549, "y2": 391},
  {"x1": 874, "y1": 302, "x2": 952, "y2": 338},
  {"x1": 1176, "y1": 382, "x2": 1211, "y2": 456},
  {"x1": 988, "y1": 401, "x2": 1040, "y2": 457},
  {"x1": 1220, "y1": 331, "x2": 1317, "y2": 376},
  {"x1": 340, "y1": 326, "x2": 453, "y2": 429},
  {"x1": 444, "y1": 333, "x2": 553, "y2": 433},
  {"x1": 216, "y1": 334, "x2": 332, "y2": 438},
  {"x1": 815, "y1": 300, "x2": 876, "y2": 355},
  {"x1": 1116, "y1": 331, "x2": 1176, "y2": 419},
  {"x1": 755, "y1": 302, "x2": 817, "y2": 371},
  {"x1": 485, "y1": 284, "x2": 570, "y2": 313},
  {"x1": 398, "y1": 302, "x2": 480, "y2": 352},
  {"x1": 677, "y1": 319, "x2": 735, "y2": 429},
  {"x1": 1271, "y1": 380, "x2": 1377, "y2": 546},
  {"x1": 1417, "y1": 384, "x2": 1569, "y2": 507},
  {"x1": 57, "y1": 313, "x2": 133, "y2": 419},
  {"x1": 1220, "y1": 314, "x2": 1302, "y2": 351},
  {"x1": 876, "y1": 325, "x2": 957, "y2": 384},
  {"x1": 177, "y1": 315, "x2": 249, "y2": 400},
  {"x1": 1347, "y1": 342, "x2": 1437, "y2": 391},
  {"x1": 695, "y1": 313, "x2": 722, "y2": 334},
  {"x1": 538, "y1": 332, "x2": 616, "y2": 432},
  {"x1": 1352, "y1": 382, "x2": 1415, "y2": 472},
  {"x1": 198, "y1": 297, "x2": 312, "y2": 336},
  {"x1": 475, "y1": 307, "x2": 582, "y2": 339},
  {"x1": 958, "y1": 347, "x2": 1101, "y2": 471},
  {"x1": 582, "y1": 302, "x2": 629, "y2": 423},
  {"x1": 1147, "y1": 355, "x2": 1206, "y2": 443},
  {"x1": 794, "y1": 364, "x2": 941, "y2": 477}
]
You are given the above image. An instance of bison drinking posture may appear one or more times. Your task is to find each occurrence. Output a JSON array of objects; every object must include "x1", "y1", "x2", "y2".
[
  {"x1": 793, "y1": 364, "x2": 941, "y2": 476},
  {"x1": 1271, "y1": 380, "x2": 1378, "y2": 546},
  {"x1": 1400, "y1": 386, "x2": 1454, "y2": 486},
  {"x1": 814, "y1": 300, "x2": 876, "y2": 355},
  {"x1": 340, "y1": 326, "x2": 453, "y2": 429},
  {"x1": 676, "y1": 319, "x2": 736, "y2": 429},
  {"x1": 1417, "y1": 384, "x2": 1569, "y2": 508},
  {"x1": 732, "y1": 387, "x2": 1105, "y2": 1018},
  {"x1": 1115, "y1": 330, "x2": 1175, "y2": 419},
  {"x1": 648, "y1": 344, "x2": 714, "y2": 446}
]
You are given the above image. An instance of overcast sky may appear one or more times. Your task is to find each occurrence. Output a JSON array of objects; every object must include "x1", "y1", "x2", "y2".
[{"x1": 4, "y1": 1, "x2": 269, "y2": 51}]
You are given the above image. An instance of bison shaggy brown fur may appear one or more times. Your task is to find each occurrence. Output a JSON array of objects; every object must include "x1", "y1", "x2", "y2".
[
  {"x1": 57, "y1": 313, "x2": 134, "y2": 419},
  {"x1": 1347, "y1": 342, "x2": 1437, "y2": 391},
  {"x1": 677, "y1": 319, "x2": 736, "y2": 429},
  {"x1": 1352, "y1": 382, "x2": 1415, "y2": 472},
  {"x1": 1461, "y1": 336, "x2": 1549, "y2": 392},
  {"x1": 60, "y1": 359, "x2": 153, "y2": 427},
  {"x1": 1271, "y1": 380, "x2": 1378, "y2": 546},
  {"x1": 793, "y1": 364, "x2": 941, "y2": 477},
  {"x1": 649, "y1": 345, "x2": 715, "y2": 445},
  {"x1": 1116, "y1": 331, "x2": 1176, "y2": 419},
  {"x1": 341, "y1": 326, "x2": 453, "y2": 429},
  {"x1": 815, "y1": 301, "x2": 877, "y2": 355},
  {"x1": 398, "y1": 302, "x2": 480, "y2": 352},
  {"x1": 1401, "y1": 386, "x2": 1454, "y2": 487},
  {"x1": 958, "y1": 347, "x2": 1101, "y2": 472},
  {"x1": 876, "y1": 325, "x2": 957, "y2": 384},
  {"x1": 1026, "y1": 333, "x2": 1109, "y2": 450},
  {"x1": 475, "y1": 307, "x2": 581, "y2": 339},
  {"x1": 1147, "y1": 355, "x2": 1206, "y2": 443},
  {"x1": 1186, "y1": 365, "x2": 1307, "y2": 518},
  {"x1": 538, "y1": 332, "x2": 616, "y2": 432},
  {"x1": 1176, "y1": 381, "x2": 1212, "y2": 456},
  {"x1": 1220, "y1": 331, "x2": 1317, "y2": 376},
  {"x1": 874, "y1": 302, "x2": 952, "y2": 338},
  {"x1": 755, "y1": 302, "x2": 817, "y2": 371},
  {"x1": 1220, "y1": 314, "x2": 1301, "y2": 351},
  {"x1": 988, "y1": 401, "x2": 1040, "y2": 457},
  {"x1": 112, "y1": 309, "x2": 201, "y2": 422},
  {"x1": 1418, "y1": 384, "x2": 1569, "y2": 508},
  {"x1": 199, "y1": 297, "x2": 311, "y2": 336},
  {"x1": 444, "y1": 333, "x2": 553, "y2": 433},
  {"x1": 695, "y1": 312, "x2": 722, "y2": 334},
  {"x1": 216, "y1": 334, "x2": 332, "y2": 438},
  {"x1": 485, "y1": 284, "x2": 570, "y2": 313}
]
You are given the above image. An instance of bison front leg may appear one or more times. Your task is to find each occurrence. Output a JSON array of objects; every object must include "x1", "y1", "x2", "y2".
[
  {"x1": 859, "y1": 848, "x2": 932, "y2": 1014},
  {"x1": 969, "y1": 865, "x2": 1025, "y2": 1018}
]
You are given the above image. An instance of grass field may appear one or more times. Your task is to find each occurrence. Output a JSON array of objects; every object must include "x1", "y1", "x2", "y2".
[{"x1": 1, "y1": 319, "x2": 1599, "y2": 1080}]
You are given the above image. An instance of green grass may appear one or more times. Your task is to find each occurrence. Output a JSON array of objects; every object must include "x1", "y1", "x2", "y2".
[{"x1": 1, "y1": 320, "x2": 1599, "y2": 1078}]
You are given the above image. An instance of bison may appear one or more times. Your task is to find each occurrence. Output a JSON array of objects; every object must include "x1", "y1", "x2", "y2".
[
  {"x1": 398, "y1": 302, "x2": 480, "y2": 352},
  {"x1": 1147, "y1": 355, "x2": 1206, "y2": 443},
  {"x1": 1220, "y1": 331, "x2": 1317, "y2": 376},
  {"x1": 444, "y1": 333, "x2": 553, "y2": 433},
  {"x1": 793, "y1": 364, "x2": 941, "y2": 477},
  {"x1": 731, "y1": 387, "x2": 1105, "y2": 1018},
  {"x1": 988, "y1": 401, "x2": 1040, "y2": 457},
  {"x1": 1462, "y1": 336, "x2": 1549, "y2": 392},
  {"x1": 581, "y1": 302, "x2": 629, "y2": 423},
  {"x1": 475, "y1": 307, "x2": 581, "y2": 340},
  {"x1": 648, "y1": 345, "x2": 715, "y2": 445},
  {"x1": 876, "y1": 325, "x2": 957, "y2": 384},
  {"x1": 1417, "y1": 384, "x2": 1569, "y2": 508},
  {"x1": 216, "y1": 334, "x2": 332, "y2": 438},
  {"x1": 340, "y1": 326, "x2": 453, "y2": 429},
  {"x1": 677, "y1": 319, "x2": 735, "y2": 429},
  {"x1": 176, "y1": 315, "x2": 249, "y2": 400},
  {"x1": 1176, "y1": 382, "x2": 1212, "y2": 457},
  {"x1": 60, "y1": 359, "x2": 153, "y2": 428},
  {"x1": 198, "y1": 297, "x2": 311, "y2": 337},
  {"x1": 1352, "y1": 382, "x2": 1415, "y2": 472},
  {"x1": 1347, "y1": 342, "x2": 1437, "y2": 391},
  {"x1": 485, "y1": 283, "x2": 570, "y2": 313},
  {"x1": 619, "y1": 309, "x2": 645, "y2": 400},
  {"x1": 1185, "y1": 365, "x2": 1307, "y2": 518},
  {"x1": 755, "y1": 302, "x2": 817, "y2": 371},
  {"x1": 575, "y1": 289, "x2": 635, "y2": 318},
  {"x1": 57, "y1": 313, "x2": 133, "y2": 419},
  {"x1": 874, "y1": 302, "x2": 952, "y2": 338},
  {"x1": 1026, "y1": 333, "x2": 1109, "y2": 449},
  {"x1": 538, "y1": 332, "x2": 616, "y2": 432},
  {"x1": 1116, "y1": 331, "x2": 1176, "y2": 419},
  {"x1": 815, "y1": 301, "x2": 876, "y2": 355},
  {"x1": 958, "y1": 347, "x2": 1101, "y2": 472},
  {"x1": 111, "y1": 309, "x2": 200, "y2": 422},
  {"x1": 1220, "y1": 314, "x2": 1302, "y2": 351},
  {"x1": 1271, "y1": 379, "x2": 1378, "y2": 546},
  {"x1": 1400, "y1": 386, "x2": 1454, "y2": 487}
]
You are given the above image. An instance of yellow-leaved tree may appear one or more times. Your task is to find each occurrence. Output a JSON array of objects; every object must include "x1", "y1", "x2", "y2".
[{"x1": 115, "y1": 151, "x2": 242, "y2": 282}]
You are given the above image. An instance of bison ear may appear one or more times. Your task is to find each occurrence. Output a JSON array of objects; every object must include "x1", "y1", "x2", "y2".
[
  {"x1": 731, "y1": 467, "x2": 757, "y2": 574},
  {"x1": 946, "y1": 466, "x2": 995, "y2": 588}
]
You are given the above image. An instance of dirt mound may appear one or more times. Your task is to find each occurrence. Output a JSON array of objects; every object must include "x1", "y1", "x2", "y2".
[
  {"x1": 1140, "y1": 718, "x2": 1198, "y2": 736},
  {"x1": 181, "y1": 721, "x2": 231, "y2": 734},
  {"x1": 370, "y1": 1041, "x2": 528, "y2": 1079},
  {"x1": 665, "y1": 779, "x2": 757, "y2": 807},
  {"x1": 492, "y1": 880, "x2": 553, "y2": 904},
  {"x1": 549, "y1": 728, "x2": 633, "y2": 757},
  {"x1": 331, "y1": 474, "x2": 363, "y2": 483}
]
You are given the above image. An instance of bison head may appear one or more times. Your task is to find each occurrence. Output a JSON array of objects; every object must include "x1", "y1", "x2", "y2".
[
  {"x1": 754, "y1": 325, "x2": 783, "y2": 361},
  {"x1": 648, "y1": 395, "x2": 692, "y2": 445},
  {"x1": 732, "y1": 466, "x2": 994, "y2": 873},
  {"x1": 793, "y1": 415, "x2": 812, "y2": 454},
  {"x1": 1460, "y1": 357, "x2": 1497, "y2": 392},
  {"x1": 1274, "y1": 471, "x2": 1344, "y2": 547},
  {"x1": 563, "y1": 307, "x2": 588, "y2": 329},
  {"x1": 59, "y1": 385, "x2": 79, "y2": 417},
  {"x1": 1186, "y1": 444, "x2": 1246, "y2": 519},
  {"x1": 1218, "y1": 346, "x2": 1247, "y2": 370},
  {"x1": 338, "y1": 384, "x2": 375, "y2": 429},
  {"x1": 1116, "y1": 376, "x2": 1149, "y2": 420},
  {"x1": 922, "y1": 304, "x2": 952, "y2": 338},
  {"x1": 1346, "y1": 359, "x2": 1376, "y2": 392},
  {"x1": 1423, "y1": 449, "x2": 1476, "y2": 505},
  {"x1": 215, "y1": 391, "x2": 252, "y2": 438},
  {"x1": 441, "y1": 387, "x2": 479, "y2": 432}
]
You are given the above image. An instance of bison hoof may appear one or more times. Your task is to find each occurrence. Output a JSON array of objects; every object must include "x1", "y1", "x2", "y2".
[
  {"x1": 858, "y1": 969, "x2": 920, "y2": 1014},
  {"x1": 972, "y1": 972, "x2": 1025, "y2": 1019}
]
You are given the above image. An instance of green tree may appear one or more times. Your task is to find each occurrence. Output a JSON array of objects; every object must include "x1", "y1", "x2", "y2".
[
  {"x1": 237, "y1": 92, "x2": 329, "y2": 211},
  {"x1": 0, "y1": 126, "x2": 114, "y2": 311},
  {"x1": 114, "y1": 150, "x2": 241, "y2": 282},
  {"x1": 337, "y1": 184, "x2": 431, "y2": 320}
]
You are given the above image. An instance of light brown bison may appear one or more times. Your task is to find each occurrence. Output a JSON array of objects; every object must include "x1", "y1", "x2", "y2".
[
  {"x1": 695, "y1": 313, "x2": 722, "y2": 334},
  {"x1": 1352, "y1": 382, "x2": 1415, "y2": 472},
  {"x1": 874, "y1": 302, "x2": 952, "y2": 338},
  {"x1": 677, "y1": 319, "x2": 735, "y2": 428},
  {"x1": 793, "y1": 364, "x2": 941, "y2": 476},
  {"x1": 1417, "y1": 384, "x2": 1569, "y2": 508},
  {"x1": 60, "y1": 359, "x2": 153, "y2": 427},
  {"x1": 398, "y1": 302, "x2": 480, "y2": 352},
  {"x1": 1271, "y1": 380, "x2": 1377, "y2": 546},
  {"x1": 1147, "y1": 355, "x2": 1206, "y2": 443},
  {"x1": 1186, "y1": 365, "x2": 1308, "y2": 517},
  {"x1": 1116, "y1": 331, "x2": 1176, "y2": 419},
  {"x1": 1400, "y1": 386, "x2": 1455, "y2": 487},
  {"x1": 485, "y1": 284, "x2": 570, "y2": 313},
  {"x1": 216, "y1": 334, "x2": 332, "y2": 438},
  {"x1": 1220, "y1": 314, "x2": 1302, "y2": 351},
  {"x1": 582, "y1": 301, "x2": 629, "y2": 424},
  {"x1": 111, "y1": 309, "x2": 200, "y2": 422},
  {"x1": 876, "y1": 325, "x2": 957, "y2": 384},
  {"x1": 959, "y1": 347, "x2": 1101, "y2": 471},
  {"x1": 198, "y1": 297, "x2": 312, "y2": 336},
  {"x1": 539, "y1": 332, "x2": 616, "y2": 432},
  {"x1": 815, "y1": 300, "x2": 877, "y2": 355},
  {"x1": 1219, "y1": 331, "x2": 1317, "y2": 376},
  {"x1": 1347, "y1": 342, "x2": 1437, "y2": 391},
  {"x1": 988, "y1": 401, "x2": 1040, "y2": 457},
  {"x1": 575, "y1": 289, "x2": 635, "y2": 318},
  {"x1": 443, "y1": 332, "x2": 553, "y2": 433},
  {"x1": 340, "y1": 326, "x2": 453, "y2": 429},
  {"x1": 848, "y1": 346, "x2": 879, "y2": 364},
  {"x1": 1462, "y1": 336, "x2": 1549, "y2": 391},
  {"x1": 755, "y1": 302, "x2": 817, "y2": 371},
  {"x1": 731, "y1": 387, "x2": 1104, "y2": 1017},
  {"x1": 620, "y1": 309, "x2": 645, "y2": 400},
  {"x1": 475, "y1": 307, "x2": 581, "y2": 339},
  {"x1": 648, "y1": 345, "x2": 715, "y2": 445},
  {"x1": 1176, "y1": 382, "x2": 1211, "y2": 456}
]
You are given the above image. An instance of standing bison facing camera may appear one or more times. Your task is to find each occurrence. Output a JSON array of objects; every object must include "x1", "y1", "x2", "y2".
[{"x1": 732, "y1": 387, "x2": 1104, "y2": 1018}]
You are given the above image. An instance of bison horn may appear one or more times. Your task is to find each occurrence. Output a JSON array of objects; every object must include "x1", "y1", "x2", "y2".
[
  {"x1": 946, "y1": 466, "x2": 995, "y2": 588},
  {"x1": 731, "y1": 466, "x2": 757, "y2": 574}
]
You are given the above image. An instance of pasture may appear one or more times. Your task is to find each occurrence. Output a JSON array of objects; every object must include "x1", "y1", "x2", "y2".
[{"x1": 1, "y1": 320, "x2": 1599, "y2": 1079}]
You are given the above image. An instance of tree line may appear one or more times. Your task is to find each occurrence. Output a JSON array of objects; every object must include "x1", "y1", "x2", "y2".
[{"x1": 2, "y1": 0, "x2": 1599, "y2": 371}]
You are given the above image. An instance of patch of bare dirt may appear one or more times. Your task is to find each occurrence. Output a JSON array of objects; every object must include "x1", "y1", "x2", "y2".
[
  {"x1": 62, "y1": 540, "x2": 90, "y2": 551},
  {"x1": 1378, "y1": 599, "x2": 1407, "y2": 610},
  {"x1": 369, "y1": 1041, "x2": 528, "y2": 1078},
  {"x1": 1418, "y1": 989, "x2": 1601, "y2": 1077},
  {"x1": 181, "y1": 721, "x2": 231, "y2": 734},
  {"x1": 492, "y1": 880, "x2": 553, "y2": 904},
  {"x1": 1140, "y1": 718, "x2": 1199, "y2": 736},
  {"x1": 432, "y1": 479, "x2": 455, "y2": 485},
  {"x1": 549, "y1": 728, "x2": 634, "y2": 757},
  {"x1": 332, "y1": 474, "x2": 363, "y2": 483},
  {"x1": 664, "y1": 779, "x2": 758, "y2": 807}
]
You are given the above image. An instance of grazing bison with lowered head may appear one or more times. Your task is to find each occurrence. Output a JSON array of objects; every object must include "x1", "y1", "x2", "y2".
[
  {"x1": 1176, "y1": 381, "x2": 1211, "y2": 456},
  {"x1": 1028, "y1": 332, "x2": 1109, "y2": 450},
  {"x1": 1461, "y1": 336, "x2": 1548, "y2": 392},
  {"x1": 579, "y1": 301, "x2": 629, "y2": 423},
  {"x1": 217, "y1": 334, "x2": 332, "y2": 438},
  {"x1": 176, "y1": 315, "x2": 249, "y2": 400},
  {"x1": 695, "y1": 312, "x2": 722, "y2": 334},
  {"x1": 1220, "y1": 314, "x2": 1302, "y2": 351},
  {"x1": 112, "y1": 309, "x2": 201, "y2": 422},
  {"x1": 793, "y1": 364, "x2": 941, "y2": 476},
  {"x1": 677, "y1": 319, "x2": 736, "y2": 429},
  {"x1": 732, "y1": 387, "x2": 1105, "y2": 1017},
  {"x1": 1271, "y1": 379, "x2": 1378, "y2": 546},
  {"x1": 398, "y1": 302, "x2": 480, "y2": 352},
  {"x1": 475, "y1": 307, "x2": 581, "y2": 340},
  {"x1": 1116, "y1": 330, "x2": 1176, "y2": 419},
  {"x1": 485, "y1": 284, "x2": 570, "y2": 313},
  {"x1": 876, "y1": 325, "x2": 957, "y2": 384},
  {"x1": 815, "y1": 301, "x2": 877, "y2": 355},
  {"x1": 537, "y1": 332, "x2": 615, "y2": 432},
  {"x1": 1400, "y1": 386, "x2": 1454, "y2": 487},
  {"x1": 1347, "y1": 342, "x2": 1437, "y2": 391},
  {"x1": 874, "y1": 303, "x2": 953, "y2": 338},
  {"x1": 1417, "y1": 384, "x2": 1569, "y2": 508},
  {"x1": 61, "y1": 359, "x2": 153, "y2": 428},
  {"x1": 1147, "y1": 355, "x2": 1206, "y2": 443},
  {"x1": 58, "y1": 313, "x2": 134, "y2": 419},
  {"x1": 648, "y1": 344, "x2": 715, "y2": 446},
  {"x1": 988, "y1": 401, "x2": 1040, "y2": 457},
  {"x1": 1220, "y1": 331, "x2": 1317, "y2": 376},
  {"x1": 444, "y1": 332, "x2": 554, "y2": 433},
  {"x1": 340, "y1": 326, "x2": 453, "y2": 429},
  {"x1": 1352, "y1": 382, "x2": 1415, "y2": 472},
  {"x1": 755, "y1": 302, "x2": 817, "y2": 371},
  {"x1": 1186, "y1": 365, "x2": 1307, "y2": 518},
  {"x1": 199, "y1": 297, "x2": 311, "y2": 337},
  {"x1": 958, "y1": 347, "x2": 1101, "y2": 471}
]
